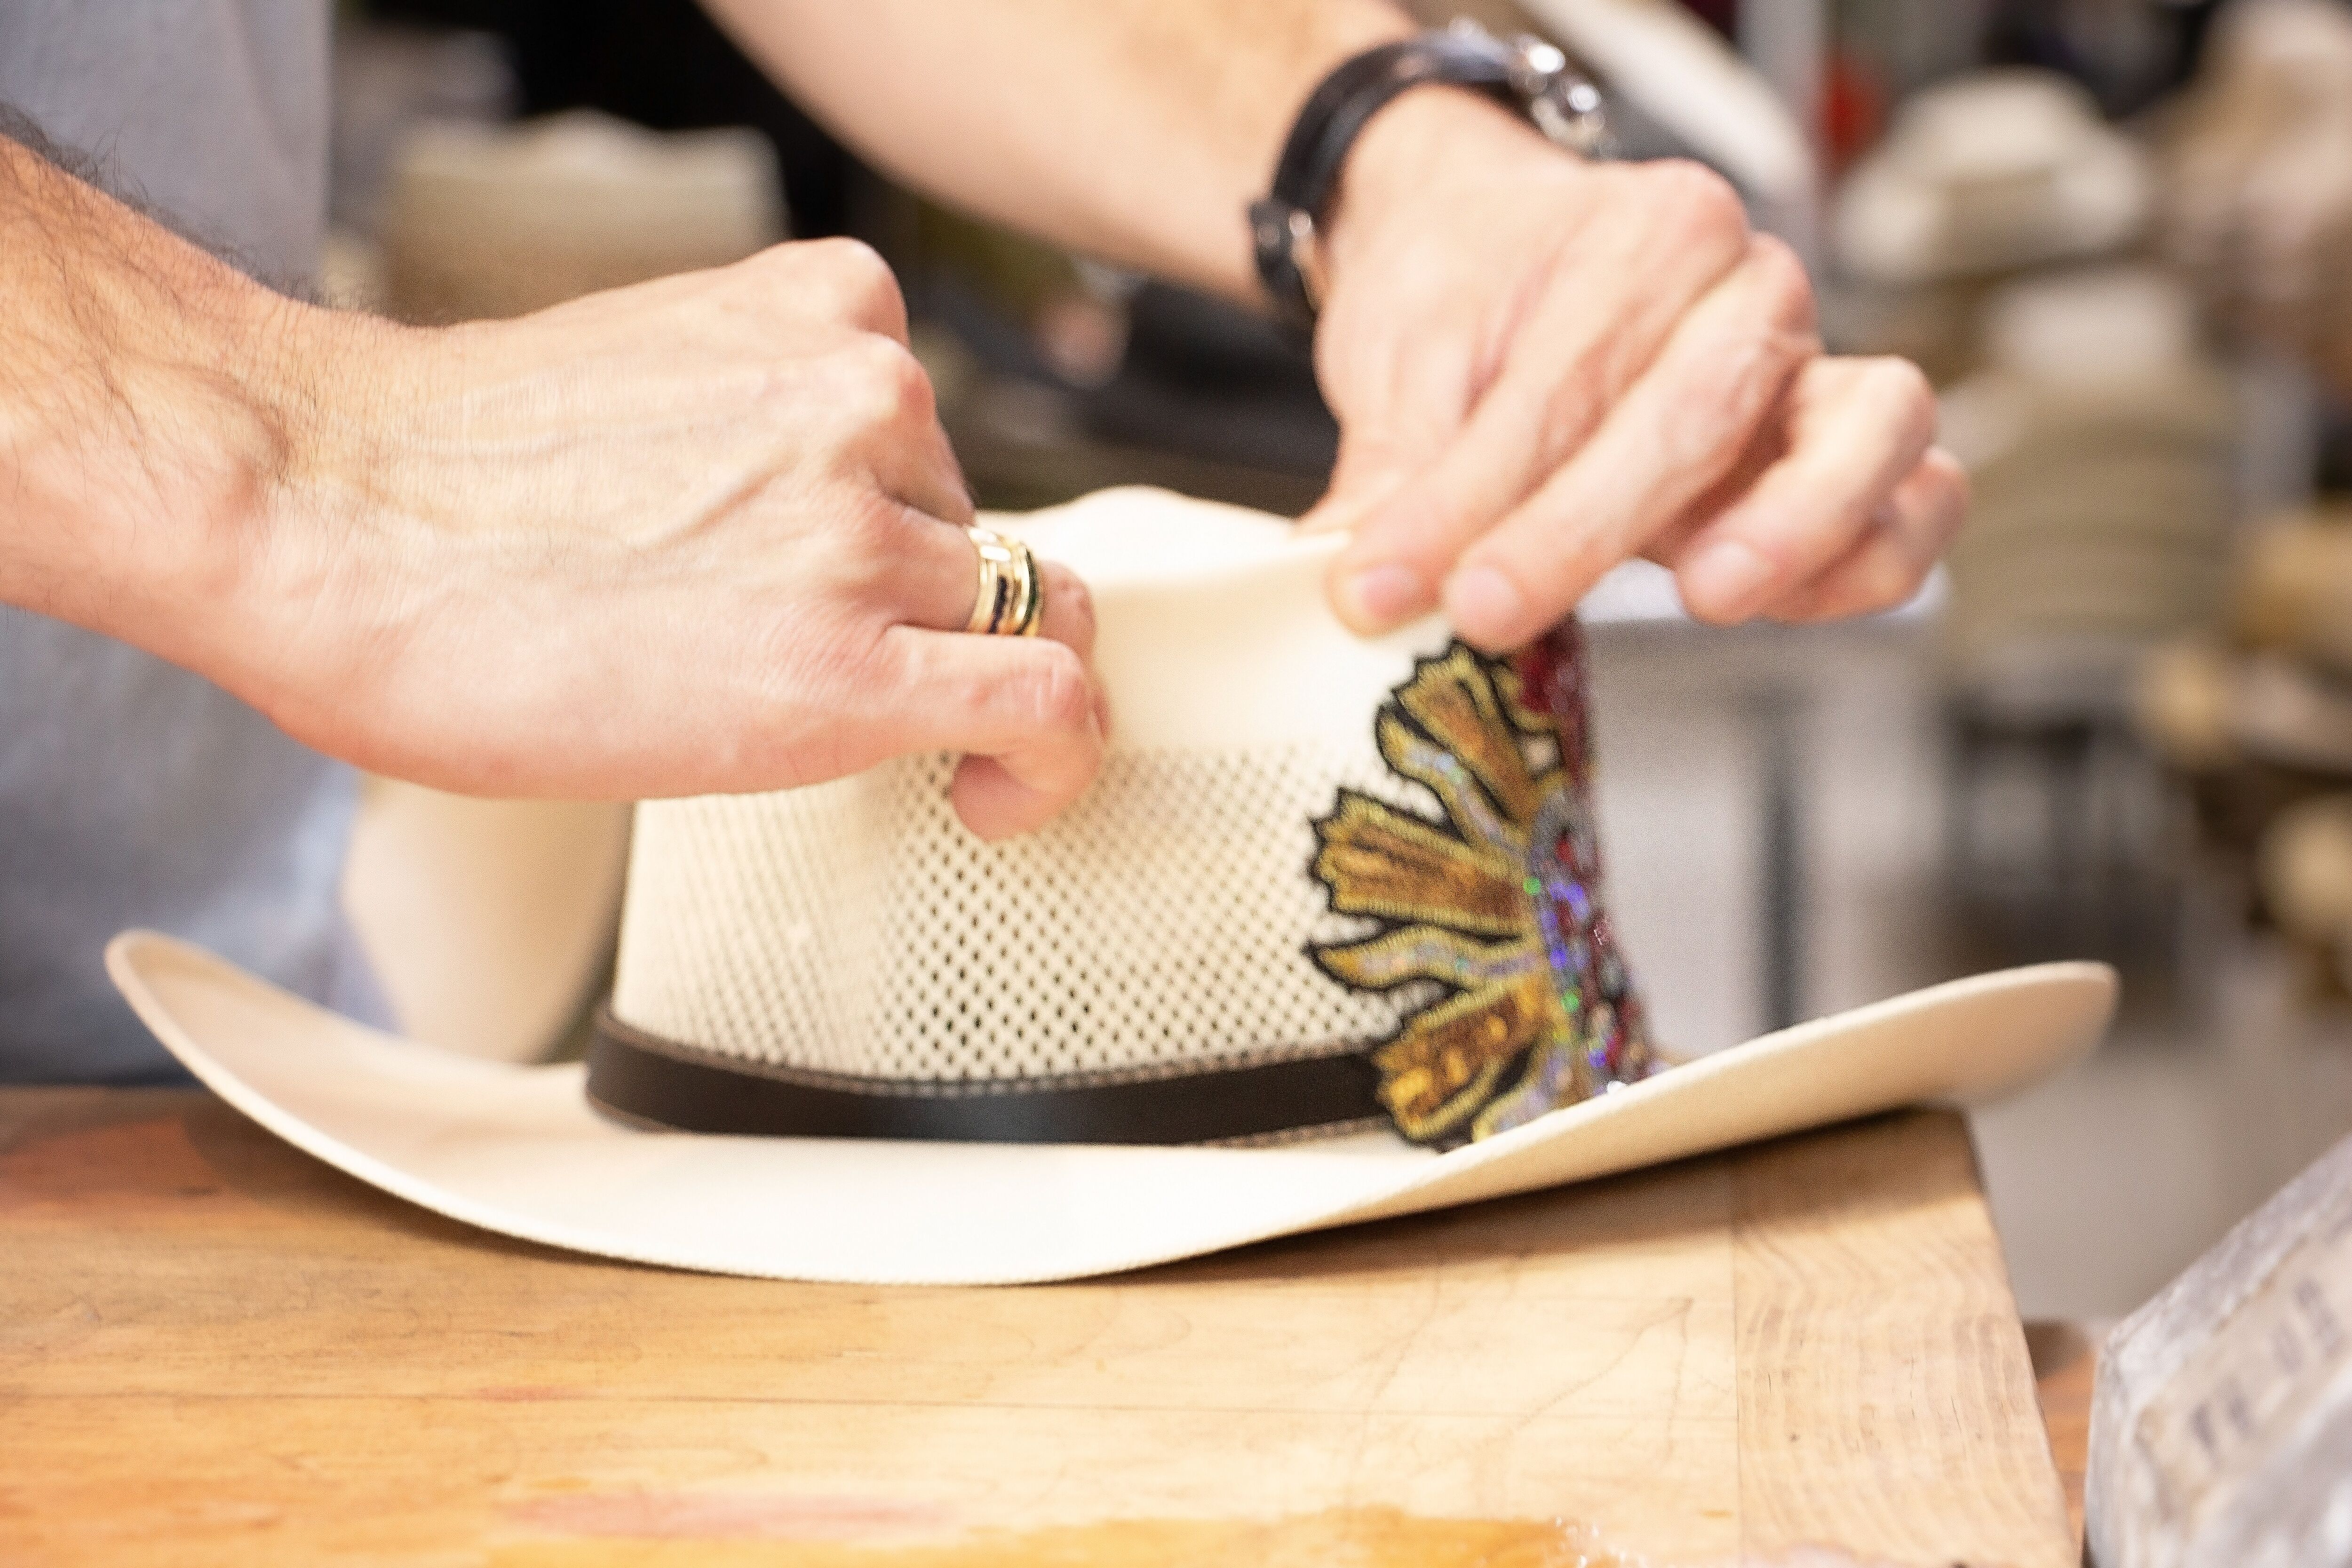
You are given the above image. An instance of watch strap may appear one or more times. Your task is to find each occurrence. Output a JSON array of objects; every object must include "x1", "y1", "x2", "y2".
[{"x1": 1250, "y1": 24, "x2": 1606, "y2": 334}]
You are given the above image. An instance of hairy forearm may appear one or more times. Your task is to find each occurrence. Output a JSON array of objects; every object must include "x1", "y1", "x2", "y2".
[
  {"x1": 0, "y1": 134, "x2": 309, "y2": 667},
  {"x1": 701, "y1": 0, "x2": 1429, "y2": 300},
  {"x1": 0, "y1": 128, "x2": 1116, "y2": 815}
]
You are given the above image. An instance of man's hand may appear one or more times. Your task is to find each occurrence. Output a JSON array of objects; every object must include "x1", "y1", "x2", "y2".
[
  {"x1": 712, "y1": 0, "x2": 1963, "y2": 650},
  {"x1": 0, "y1": 135, "x2": 1104, "y2": 839},
  {"x1": 259, "y1": 240, "x2": 1105, "y2": 836},
  {"x1": 1307, "y1": 92, "x2": 1965, "y2": 647}
]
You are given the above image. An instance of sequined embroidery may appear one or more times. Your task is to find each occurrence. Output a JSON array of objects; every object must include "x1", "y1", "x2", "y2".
[{"x1": 1307, "y1": 625, "x2": 1657, "y2": 1149}]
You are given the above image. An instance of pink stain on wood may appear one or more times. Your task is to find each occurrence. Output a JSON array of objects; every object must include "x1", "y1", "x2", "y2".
[{"x1": 502, "y1": 1492, "x2": 954, "y2": 1542}]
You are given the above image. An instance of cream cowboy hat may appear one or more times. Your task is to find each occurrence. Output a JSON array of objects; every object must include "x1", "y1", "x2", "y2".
[{"x1": 108, "y1": 488, "x2": 2117, "y2": 1285}]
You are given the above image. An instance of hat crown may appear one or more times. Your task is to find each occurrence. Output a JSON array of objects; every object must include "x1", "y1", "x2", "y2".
[{"x1": 602, "y1": 490, "x2": 1651, "y2": 1148}]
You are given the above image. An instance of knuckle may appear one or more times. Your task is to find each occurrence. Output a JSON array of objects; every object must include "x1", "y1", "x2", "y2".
[
  {"x1": 1746, "y1": 234, "x2": 1820, "y2": 335},
  {"x1": 825, "y1": 493, "x2": 911, "y2": 582},
  {"x1": 1743, "y1": 309, "x2": 1816, "y2": 389},
  {"x1": 1672, "y1": 330, "x2": 1808, "y2": 468},
  {"x1": 1858, "y1": 543, "x2": 1923, "y2": 612},
  {"x1": 1651, "y1": 159, "x2": 1748, "y2": 245},
  {"x1": 1527, "y1": 341, "x2": 1622, "y2": 455},
  {"x1": 807, "y1": 235, "x2": 893, "y2": 290},
  {"x1": 1862, "y1": 355, "x2": 1934, "y2": 419},
  {"x1": 805, "y1": 237, "x2": 905, "y2": 326},
  {"x1": 1868, "y1": 357, "x2": 1939, "y2": 452},
  {"x1": 872, "y1": 335, "x2": 936, "y2": 417},
  {"x1": 727, "y1": 241, "x2": 792, "y2": 289},
  {"x1": 1661, "y1": 282, "x2": 1825, "y2": 473},
  {"x1": 836, "y1": 334, "x2": 935, "y2": 427}
]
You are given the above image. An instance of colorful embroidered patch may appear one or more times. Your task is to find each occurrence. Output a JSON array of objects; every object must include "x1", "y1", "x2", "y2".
[{"x1": 1307, "y1": 625, "x2": 1657, "y2": 1150}]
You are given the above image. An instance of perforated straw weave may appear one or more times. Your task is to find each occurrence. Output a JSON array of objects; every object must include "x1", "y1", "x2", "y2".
[{"x1": 612, "y1": 738, "x2": 1439, "y2": 1083}]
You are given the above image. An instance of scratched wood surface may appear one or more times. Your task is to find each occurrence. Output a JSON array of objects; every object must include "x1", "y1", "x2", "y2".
[{"x1": 0, "y1": 1089, "x2": 2072, "y2": 1567}]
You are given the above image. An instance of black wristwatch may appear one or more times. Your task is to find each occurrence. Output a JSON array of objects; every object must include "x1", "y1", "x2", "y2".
[{"x1": 1249, "y1": 20, "x2": 1610, "y2": 335}]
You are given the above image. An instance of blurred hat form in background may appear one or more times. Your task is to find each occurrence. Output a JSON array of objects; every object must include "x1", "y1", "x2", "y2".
[
  {"x1": 2230, "y1": 505, "x2": 2352, "y2": 679},
  {"x1": 2136, "y1": 502, "x2": 2352, "y2": 781},
  {"x1": 383, "y1": 109, "x2": 786, "y2": 323},
  {"x1": 2256, "y1": 793, "x2": 2352, "y2": 993},
  {"x1": 110, "y1": 490, "x2": 2115, "y2": 1285},
  {"x1": 2135, "y1": 505, "x2": 2352, "y2": 956},
  {"x1": 2159, "y1": 0, "x2": 2352, "y2": 391},
  {"x1": 1938, "y1": 265, "x2": 2235, "y2": 696},
  {"x1": 1836, "y1": 70, "x2": 2152, "y2": 286},
  {"x1": 2132, "y1": 498, "x2": 2352, "y2": 1007}
]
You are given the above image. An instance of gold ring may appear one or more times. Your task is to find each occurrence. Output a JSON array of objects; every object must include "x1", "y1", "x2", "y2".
[
  {"x1": 964, "y1": 527, "x2": 1013, "y2": 634},
  {"x1": 964, "y1": 526, "x2": 1045, "y2": 637}
]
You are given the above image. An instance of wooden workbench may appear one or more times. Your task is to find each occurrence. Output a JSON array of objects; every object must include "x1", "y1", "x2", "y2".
[{"x1": 1, "y1": 1089, "x2": 2074, "y2": 1566}]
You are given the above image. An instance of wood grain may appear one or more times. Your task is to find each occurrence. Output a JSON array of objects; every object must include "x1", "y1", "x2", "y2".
[
  {"x1": 0, "y1": 1089, "x2": 2068, "y2": 1566},
  {"x1": 1732, "y1": 1114, "x2": 2073, "y2": 1566}
]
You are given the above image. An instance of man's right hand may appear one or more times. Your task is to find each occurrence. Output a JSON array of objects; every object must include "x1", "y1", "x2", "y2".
[
  {"x1": 256, "y1": 239, "x2": 1105, "y2": 839},
  {"x1": 0, "y1": 127, "x2": 1105, "y2": 843}
]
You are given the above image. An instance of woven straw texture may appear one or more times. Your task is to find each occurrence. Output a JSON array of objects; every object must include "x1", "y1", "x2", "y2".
[{"x1": 612, "y1": 740, "x2": 1448, "y2": 1082}]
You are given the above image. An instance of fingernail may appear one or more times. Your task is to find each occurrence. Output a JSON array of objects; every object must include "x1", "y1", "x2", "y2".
[
  {"x1": 1339, "y1": 563, "x2": 1430, "y2": 629},
  {"x1": 1443, "y1": 565, "x2": 1526, "y2": 645},
  {"x1": 1682, "y1": 539, "x2": 1774, "y2": 620}
]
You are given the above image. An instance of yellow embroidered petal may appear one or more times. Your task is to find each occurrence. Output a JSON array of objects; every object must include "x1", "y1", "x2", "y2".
[
  {"x1": 1311, "y1": 796, "x2": 1522, "y2": 938},
  {"x1": 1376, "y1": 713, "x2": 1523, "y2": 858},
  {"x1": 1393, "y1": 648, "x2": 1544, "y2": 825},
  {"x1": 1370, "y1": 979, "x2": 1550, "y2": 1146},
  {"x1": 1313, "y1": 927, "x2": 1539, "y2": 993}
]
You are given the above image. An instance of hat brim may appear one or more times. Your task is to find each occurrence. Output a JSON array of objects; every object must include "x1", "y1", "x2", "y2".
[{"x1": 107, "y1": 931, "x2": 2115, "y2": 1286}]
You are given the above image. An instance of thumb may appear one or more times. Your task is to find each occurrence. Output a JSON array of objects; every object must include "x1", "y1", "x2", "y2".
[{"x1": 1304, "y1": 420, "x2": 1456, "y2": 638}]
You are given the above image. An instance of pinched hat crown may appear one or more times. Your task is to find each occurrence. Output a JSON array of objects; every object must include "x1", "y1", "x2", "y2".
[{"x1": 588, "y1": 489, "x2": 1653, "y2": 1149}]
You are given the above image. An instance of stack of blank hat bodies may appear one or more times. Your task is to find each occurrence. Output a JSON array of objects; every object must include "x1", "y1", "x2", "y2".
[
  {"x1": 2137, "y1": 507, "x2": 2352, "y2": 985},
  {"x1": 1933, "y1": 270, "x2": 2236, "y2": 952},
  {"x1": 1937, "y1": 269, "x2": 2236, "y2": 694},
  {"x1": 2161, "y1": 0, "x2": 2352, "y2": 401},
  {"x1": 2127, "y1": 0, "x2": 2352, "y2": 981},
  {"x1": 1836, "y1": 70, "x2": 2238, "y2": 692},
  {"x1": 1835, "y1": 69, "x2": 2239, "y2": 946}
]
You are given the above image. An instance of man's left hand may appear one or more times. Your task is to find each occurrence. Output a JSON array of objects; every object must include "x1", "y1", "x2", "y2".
[{"x1": 1306, "y1": 91, "x2": 1966, "y2": 648}]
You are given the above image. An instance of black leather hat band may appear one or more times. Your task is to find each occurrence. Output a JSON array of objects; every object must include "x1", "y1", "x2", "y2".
[{"x1": 586, "y1": 1011, "x2": 1387, "y2": 1146}]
